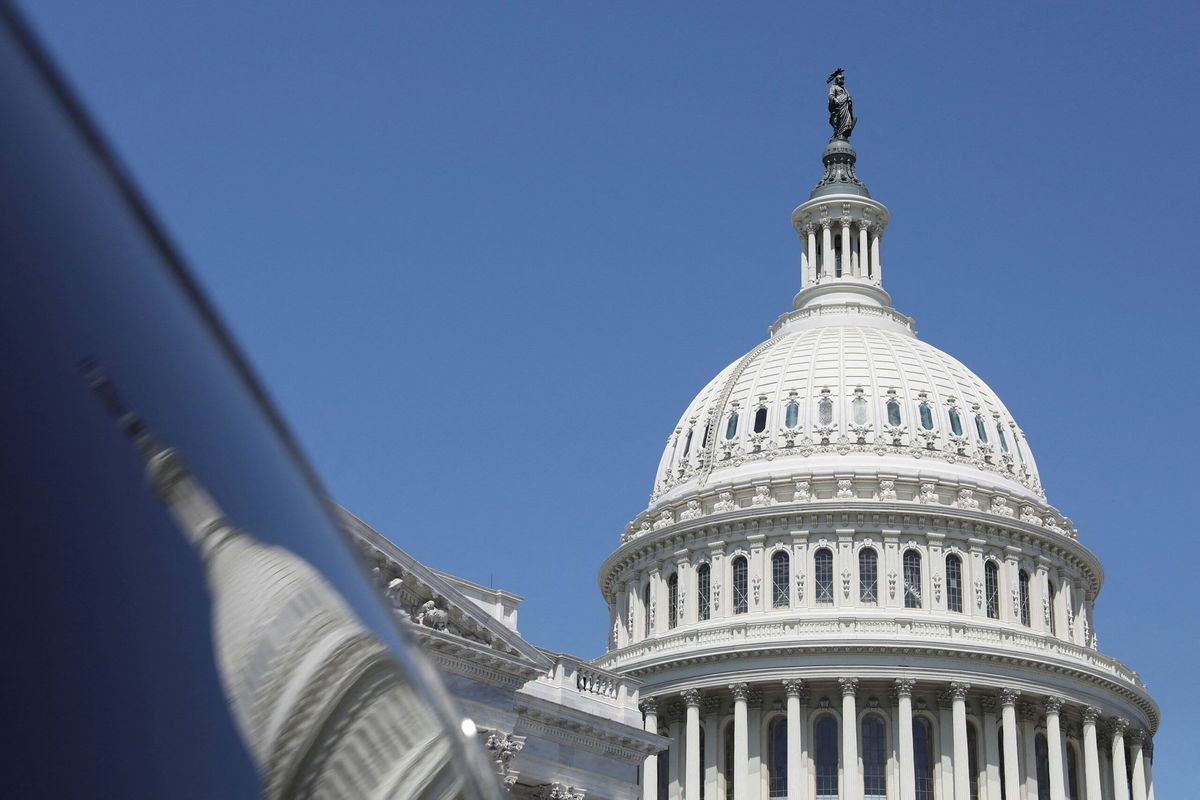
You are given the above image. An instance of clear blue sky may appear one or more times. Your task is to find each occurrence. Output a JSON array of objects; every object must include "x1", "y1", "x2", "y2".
[{"x1": 21, "y1": 2, "x2": 1198, "y2": 793}]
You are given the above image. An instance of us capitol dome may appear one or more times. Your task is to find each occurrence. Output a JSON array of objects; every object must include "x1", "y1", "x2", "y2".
[{"x1": 594, "y1": 73, "x2": 1157, "y2": 800}]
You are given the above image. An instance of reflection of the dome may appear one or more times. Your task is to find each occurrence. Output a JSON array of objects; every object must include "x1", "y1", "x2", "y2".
[{"x1": 85, "y1": 362, "x2": 472, "y2": 799}]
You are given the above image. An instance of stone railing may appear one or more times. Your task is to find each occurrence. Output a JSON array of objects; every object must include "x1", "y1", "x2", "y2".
[
  {"x1": 525, "y1": 650, "x2": 643, "y2": 727},
  {"x1": 595, "y1": 615, "x2": 1145, "y2": 691}
]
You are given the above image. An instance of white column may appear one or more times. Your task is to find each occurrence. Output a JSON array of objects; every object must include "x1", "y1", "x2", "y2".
[
  {"x1": 807, "y1": 226, "x2": 819, "y2": 285},
  {"x1": 1110, "y1": 718, "x2": 1130, "y2": 800},
  {"x1": 840, "y1": 678, "x2": 860, "y2": 800},
  {"x1": 950, "y1": 683, "x2": 971, "y2": 800},
  {"x1": 857, "y1": 222, "x2": 869, "y2": 278},
  {"x1": 895, "y1": 680, "x2": 916, "y2": 800},
  {"x1": 821, "y1": 222, "x2": 834, "y2": 280},
  {"x1": 731, "y1": 683, "x2": 749, "y2": 800},
  {"x1": 1129, "y1": 730, "x2": 1147, "y2": 800},
  {"x1": 1022, "y1": 702, "x2": 1039, "y2": 800},
  {"x1": 747, "y1": 693, "x2": 763, "y2": 800},
  {"x1": 981, "y1": 697, "x2": 1002, "y2": 800},
  {"x1": 1144, "y1": 741, "x2": 1154, "y2": 800},
  {"x1": 1046, "y1": 696, "x2": 1067, "y2": 800},
  {"x1": 870, "y1": 228, "x2": 882, "y2": 284},
  {"x1": 684, "y1": 690, "x2": 702, "y2": 800},
  {"x1": 937, "y1": 698, "x2": 954, "y2": 800},
  {"x1": 1083, "y1": 706, "x2": 1103, "y2": 800},
  {"x1": 999, "y1": 689, "x2": 1022, "y2": 800},
  {"x1": 669, "y1": 714, "x2": 683, "y2": 800},
  {"x1": 642, "y1": 698, "x2": 660, "y2": 800},
  {"x1": 703, "y1": 700, "x2": 720, "y2": 800},
  {"x1": 840, "y1": 219, "x2": 852, "y2": 279},
  {"x1": 785, "y1": 680, "x2": 806, "y2": 800}
]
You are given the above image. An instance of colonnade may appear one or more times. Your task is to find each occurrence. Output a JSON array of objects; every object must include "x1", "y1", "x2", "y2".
[
  {"x1": 799, "y1": 219, "x2": 881, "y2": 288},
  {"x1": 639, "y1": 679, "x2": 1153, "y2": 800}
]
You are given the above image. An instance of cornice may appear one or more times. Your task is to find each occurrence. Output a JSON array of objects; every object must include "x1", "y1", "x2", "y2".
[
  {"x1": 415, "y1": 628, "x2": 545, "y2": 688},
  {"x1": 513, "y1": 695, "x2": 666, "y2": 763}
]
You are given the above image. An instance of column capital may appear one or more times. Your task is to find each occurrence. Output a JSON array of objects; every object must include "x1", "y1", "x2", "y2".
[
  {"x1": 783, "y1": 679, "x2": 806, "y2": 699},
  {"x1": 639, "y1": 697, "x2": 658, "y2": 716},
  {"x1": 1108, "y1": 716, "x2": 1129, "y2": 737},
  {"x1": 948, "y1": 682, "x2": 971, "y2": 701},
  {"x1": 1044, "y1": 695, "x2": 1065, "y2": 715},
  {"x1": 728, "y1": 682, "x2": 750, "y2": 702},
  {"x1": 893, "y1": 677, "x2": 916, "y2": 697},
  {"x1": 1082, "y1": 705, "x2": 1102, "y2": 723},
  {"x1": 1126, "y1": 729, "x2": 1145, "y2": 747},
  {"x1": 998, "y1": 687, "x2": 1021, "y2": 707},
  {"x1": 937, "y1": 690, "x2": 955, "y2": 710},
  {"x1": 682, "y1": 688, "x2": 702, "y2": 708},
  {"x1": 838, "y1": 677, "x2": 859, "y2": 697},
  {"x1": 820, "y1": 219, "x2": 834, "y2": 230}
]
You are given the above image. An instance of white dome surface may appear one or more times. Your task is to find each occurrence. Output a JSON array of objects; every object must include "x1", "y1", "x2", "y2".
[{"x1": 650, "y1": 304, "x2": 1044, "y2": 512}]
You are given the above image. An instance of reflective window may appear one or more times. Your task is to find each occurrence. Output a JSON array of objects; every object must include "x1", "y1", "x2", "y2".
[
  {"x1": 768, "y1": 717, "x2": 788, "y2": 798},
  {"x1": 697, "y1": 563, "x2": 711, "y2": 621},
  {"x1": 852, "y1": 395, "x2": 869, "y2": 425},
  {"x1": 725, "y1": 412, "x2": 739, "y2": 440},
  {"x1": 975, "y1": 415, "x2": 989, "y2": 443},
  {"x1": 724, "y1": 722, "x2": 735, "y2": 800},
  {"x1": 754, "y1": 407, "x2": 768, "y2": 433},
  {"x1": 814, "y1": 715, "x2": 839, "y2": 800},
  {"x1": 904, "y1": 550, "x2": 923, "y2": 608},
  {"x1": 914, "y1": 716, "x2": 934, "y2": 800},
  {"x1": 859, "y1": 548, "x2": 878, "y2": 604},
  {"x1": 1036, "y1": 733, "x2": 1051, "y2": 800},
  {"x1": 732, "y1": 556, "x2": 748, "y2": 614},
  {"x1": 887, "y1": 399, "x2": 902, "y2": 426},
  {"x1": 862, "y1": 714, "x2": 887, "y2": 800},
  {"x1": 667, "y1": 573, "x2": 679, "y2": 629},
  {"x1": 997, "y1": 423, "x2": 1009, "y2": 453},
  {"x1": 785, "y1": 401, "x2": 799, "y2": 429},
  {"x1": 1048, "y1": 581, "x2": 1057, "y2": 636},
  {"x1": 919, "y1": 404, "x2": 934, "y2": 430},
  {"x1": 985, "y1": 561, "x2": 1000, "y2": 619},
  {"x1": 946, "y1": 554, "x2": 964, "y2": 613},
  {"x1": 1019, "y1": 570, "x2": 1031, "y2": 627},
  {"x1": 968, "y1": 723, "x2": 981, "y2": 800},
  {"x1": 814, "y1": 548, "x2": 834, "y2": 604},
  {"x1": 643, "y1": 583, "x2": 652, "y2": 637},
  {"x1": 772, "y1": 551, "x2": 790, "y2": 608},
  {"x1": 1066, "y1": 743, "x2": 1081, "y2": 800},
  {"x1": 819, "y1": 397, "x2": 834, "y2": 425},
  {"x1": 949, "y1": 407, "x2": 963, "y2": 436}
]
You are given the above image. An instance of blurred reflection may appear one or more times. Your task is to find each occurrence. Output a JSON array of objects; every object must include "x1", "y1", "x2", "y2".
[{"x1": 85, "y1": 361, "x2": 464, "y2": 799}]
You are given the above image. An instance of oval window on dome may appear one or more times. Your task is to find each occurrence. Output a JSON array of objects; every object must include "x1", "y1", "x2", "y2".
[
  {"x1": 851, "y1": 396, "x2": 869, "y2": 425},
  {"x1": 996, "y1": 423, "x2": 1009, "y2": 453},
  {"x1": 919, "y1": 404, "x2": 933, "y2": 430},
  {"x1": 948, "y1": 408, "x2": 963, "y2": 436},
  {"x1": 818, "y1": 397, "x2": 833, "y2": 425},
  {"x1": 974, "y1": 415, "x2": 988, "y2": 443},
  {"x1": 725, "y1": 412, "x2": 738, "y2": 440},
  {"x1": 753, "y1": 407, "x2": 767, "y2": 434},
  {"x1": 886, "y1": 399, "x2": 901, "y2": 426},
  {"x1": 785, "y1": 401, "x2": 799, "y2": 429}
]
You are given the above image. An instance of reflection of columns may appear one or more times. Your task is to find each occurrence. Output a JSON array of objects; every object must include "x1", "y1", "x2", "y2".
[
  {"x1": 950, "y1": 683, "x2": 971, "y2": 800},
  {"x1": 1021, "y1": 702, "x2": 1039, "y2": 800},
  {"x1": 1045, "y1": 696, "x2": 1066, "y2": 800},
  {"x1": 1110, "y1": 718, "x2": 1129, "y2": 800},
  {"x1": 999, "y1": 689, "x2": 1022, "y2": 800},
  {"x1": 1082, "y1": 706, "x2": 1103, "y2": 800},
  {"x1": 840, "y1": 219, "x2": 852, "y2": 278},
  {"x1": 684, "y1": 690, "x2": 702, "y2": 800},
  {"x1": 703, "y1": 697, "x2": 721, "y2": 800},
  {"x1": 730, "y1": 683, "x2": 749, "y2": 800},
  {"x1": 821, "y1": 221, "x2": 834, "y2": 279},
  {"x1": 784, "y1": 681, "x2": 806, "y2": 800},
  {"x1": 895, "y1": 679, "x2": 916, "y2": 800},
  {"x1": 806, "y1": 226, "x2": 819, "y2": 285},
  {"x1": 641, "y1": 698, "x2": 659, "y2": 800},
  {"x1": 1128, "y1": 730, "x2": 1147, "y2": 800},
  {"x1": 858, "y1": 223, "x2": 870, "y2": 278},
  {"x1": 840, "y1": 678, "x2": 860, "y2": 800},
  {"x1": 981, "y1": 696, "x2": 1002, "y2": 800}
]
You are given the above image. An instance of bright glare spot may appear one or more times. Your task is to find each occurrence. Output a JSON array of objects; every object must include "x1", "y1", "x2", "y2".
[{"x1": 460, "y1": 717, "x2": 477, "y2": 737}]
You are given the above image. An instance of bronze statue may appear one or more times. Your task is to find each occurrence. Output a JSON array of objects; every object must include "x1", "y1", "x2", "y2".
[{"x1": 827, "y1": 68, "x2": 856, "y2": 140}]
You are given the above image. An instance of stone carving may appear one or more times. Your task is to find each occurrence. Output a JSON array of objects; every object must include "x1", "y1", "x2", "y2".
[
  {"x1": 535, "y1": 783, "x2": 585, "y2": 800},
  {"x1": 748, "y1": 688, "x2": 764, "y2": 708},
  {"x1": 1018, "y1": 701, "x2": 1039, "y2": 721},
  {"x1": 998, "y1": 688, "x2": 1021, "y2": 707},
  {"x1": 1081, "y1": 705, "x2": 1101, "y2": 724},
  {"x1": 793, "y1": 480, "x2": 812, "y2": 503},
  {"x1": 838, "y1": 677, "x2": 859, "y2": 696},
  {"x1": 652, "y1": 509, "x2": 674, "y2": 530},
  {"x1": 682, "y1": 688, "x2": 702, "y2": 707},
  {"x1": 715, "y1": 491, "x2": 737, "y2": 513},
  {"x1": 680, "y1": 499, "x2": 703, "y2": 521},
  {"x1": 483, "y1": 729, "x2": 525, "y2": 790},
  {"x1": 917, "y1": 482, "x2": 939, "y2": 504},
  {"x1": 638, "y1": 698, "x2": 658, "y2": 717},
  {"x1": 1108, "y1": 717, "x2": 1129, "y2": 737},
  {"x1": 752, "y1": 486, "x2": 774, "y2": 507},
  {"x1": 841, "y1": 570, "x2": 852, "y2": 599},
  {"x1": 974, "y1": 579, "x2": 984, "y2": 610},
  {"x1": 385, "y1": 576, "x2": 406, "y2": 608},
  {"x1": 932, "y1": 574, "x2": 942, "y2": 603},
  {"x1": 729, "y1": 682, "x2": 751, "y2": 702},
  {"x1": 893, "y1": 678, "x2": 915, "y2": 697},
  {"x1": 712, "y1": 583, "x2": 721, "y2": 613},
  {"x1": 1044, "y1": 696, "x2": 1065, "y2": 714},
  {"x1": 990, "y1": 495, "x2": 1014, "y2": 517},
  {"x1": 878, "y1": 480, "x2": 897, "y2": 501},
  {"x1": 836, "y1": 479, "x2": 854, "y2": 499},
  {"x1": 979, "y1": 696, "x2": 997, "y2": 713},
  {"x1": 887, "y1": 571, "x2": 897, "y2": 599},
  {"x1": 795, "y1": 572, "x2": 805, "y2": 602},
  {"x1": 954, "y1": 489, "x2": 980, "y2": 510},
  {"x1": 1044, "y1": 517, "x2": 1064, "y2": 534},
  {"x1": 1126, "y1": 729, "x2": 1145, "y2": 746},
  {"x1": 783, "y1": 679, "x2": 806, "y2": 698},
  {"x1": 703, "y1": 696, "x2": 723, "y2": 716},
  {"x1": 826, "y1": 68, "x2": 857, "y2": 140},
  {"x1": 414, "y1": 599, "x2": 449, "y2": 630},
  {"x1": 1020, "y1": 505, "x2": 1043, "y2": 526},
  {"x1": 1043, "y1": 596, "x2": 1052, "y2": 626},
  {"x1": 752, "y1": 576, "x2": 762, "y2": 606},
  {"x1": 948, "y1": 682, "x2": 971, "y2": 701}
]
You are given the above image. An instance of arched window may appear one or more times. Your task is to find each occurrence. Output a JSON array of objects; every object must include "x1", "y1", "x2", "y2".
[
  {"x1": 732, "y1": 556, "x2": 748, "y2": 614},
  {"x1": 852, "y1": 395, "x2": 869, "y2": 425},
  {"x1": 1066, "y1": 743, "x2": 1081, "y2": 800},
  {"x1": 768, "y1": 717, "x2": 788, "y2": 798},
  {"x1": 975, "y1": 414, "x2": 989, "y2": 443},
  {"x1": 904, "y1": 550, "x2": 923, "y2": 608},
  {"x1": 785, "y1": 401, "x2": 799, "y2": 429},
  {"x1": 818, "y1": 396, "x2": 833, "y2": 425},
  {"x1": 1035, "y1": 733, "x2": 1051, "y2": 800},
  {"x1": 946, "y1": 554, "x2": 964, "y2": 613},
  {"x1": 814, "y1": 715, "x2": 839, "y2": 800},
  {"x1": 967, "y1": 722, "x2": 982, "y2": 800},
  {"x1": 725, "y1": 412, "x2": 739, "y2": 440},
  {"x1": 859, "y1": 548, "x2": 878, "y2": 604},
  {"x1": 667, "y1": 573, "x2": 679, "y2": 629},
  {"x1": 862, "y1": 714, "x2": 887, "y2": 800},
  {"x1": 682, "y1": 427, "x2": 693, "y2": 458},
  {"x1": 814, "y1": 548, "x2": 834, "y2": 604},
  {"x1": 697, "y1": 563, "x2": 711, "y2": 621},
  {"x1": 723, "y1": 722, "x2": 735, "y2": 800},
  {"x1": 1019, "y1": 570, "x2": 1031, "y2": 627},
  {"x1": 887, "y1": 398, "x2": 902, "y2": 426},
  {"x1": 919, "y1": 404, "x2": 934, "y2": 430},
  {"x1": 913, "y1": 716, "x2": 934, "y2": 800},
  {"x1": 985, "y1": 561, "x2": 1000, "y2": 619},
  {"x1": 771, "y1": 551, "x2": 790, "y2": 608},
  {"x1": 1048, "y1": 581, "x2": 1058, "y2": 636},
  {"x1": 949, "y1": 407, "x2": 964, "y2": 436},
  {"x1": 754, "y1": 407, "x2": 768, "y2": 434},
  {"x1": 997, "y1": 423, "x2": 1009, "y2": 453},
  {"x1": 643, "y1": 583, "x2": 651, "y2": 637}
]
